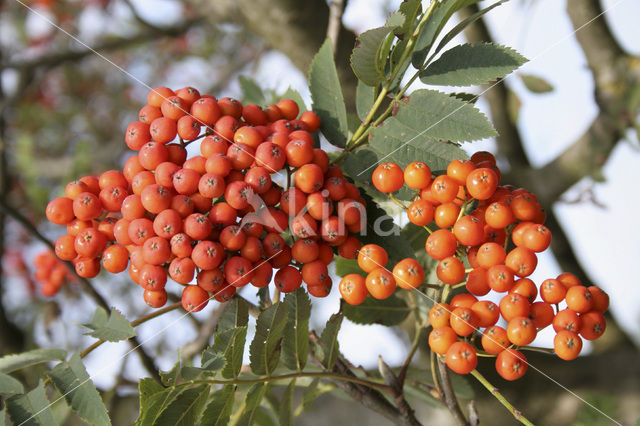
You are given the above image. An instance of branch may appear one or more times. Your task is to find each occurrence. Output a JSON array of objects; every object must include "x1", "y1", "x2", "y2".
[
  {"x1": 308, "y1": 331, "x2": 417, "y2": 426},
  {"x1": 0, "y1": 200, "x2": 162, "y2": 381},
  {"x1": 0, "y1": 18, "x2": 203, "y2": 72},
  {"x1": 191, "y1": 0, "x2": 358, "y2": 107},
  {"x1": 326, "y1": 0, "x2": 346, "y2": 54},
  {"x1": 437, "y1": 358, "x2": 469, "y2": 426}
]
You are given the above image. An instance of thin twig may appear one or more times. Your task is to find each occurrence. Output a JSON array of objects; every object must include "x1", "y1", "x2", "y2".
[
  {"x1": 326, "y1": 0, "x2": 346, "y2": 54},
  {"x1": 470, "y1": 369, "x2": 534, "y2": 426},
  {"x1": 437, "y1": 358, "x2": 470, "y2": 426}
]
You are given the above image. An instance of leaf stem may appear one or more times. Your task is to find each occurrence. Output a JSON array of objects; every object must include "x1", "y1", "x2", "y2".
[
  {"x1": 80, "y1": 302, "x2": 181, "y2": 358},
  {"x1": 517, "y1": 345, "x2": 555, "y2": 355},
  {"x1": 192, "y1": 371, "x2": 393, "y2": 392},
  {"x1": 470, "y1": 369, "x2": 534, "y2": 426}
]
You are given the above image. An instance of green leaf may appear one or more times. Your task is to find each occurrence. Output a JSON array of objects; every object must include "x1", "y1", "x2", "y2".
[
  {"x1": 200, "y1": 385, "x2": 236, "y2": 426},
  {"x1": 0, "y1": 348, "x2": 66, "y2": 373},
  {"x1": 395, "y1": 0, "x2": 422, "y2": 37},
  {"x1": 237, "y1": 383, "x2": 269, "y2": 426},
  {"x1": 138, "y1": 378, "x2": 164, "y2": 417},
  {"x1": 420, "y1": 43, "x2": 527, "y2": 86},
  {"x1": 239, "y1": 76, "x2": 266, "y2": 105},
  {"x1": 47, "y1": 353, "x2": 110, "y2": 426},
  {"x1": 217, "y1": 298, "x2": 249, "y2": 331},
  {"x1": 309, "y1": 39, "x2": 349, "y2": 147},
  {"x1": 159, "y1": 361, "x2": 181, "y2": 387},
  {"x1": 154, "y1": 384, "x2": 210, "y2": 426},
  {"x1": 181, "y1": 349, "x2": 225, "y2": 381},
  {"x1": 355, "y1": 80, "x2": 375, "y2": 122},
  {"x1": 278, "y1": 379, "x2": 296, "y2": 426},
  {"x1": 137, "y1": 384, "x2": 188, "y2": 425},
  {"x1": 520, "y1": 73, "x2": 554, "y2": 93},
  {"x1": 81, "y1": 307, "x2": 135, "y2": 342},
  {"x1": 433, "y1": 0, "x2": 509, "y2": 56},
  {"x1": 0, "y1": 408, "x2": 5, "y2": 426},
  {"x1": 412, "y1": 0, "x2": 482, "y2": 68},
  {"x1": 0, "y1": 372, "x2": 24, "y2": 396},
  {"x1": 335, "y1": 258, "x2": 365, "y2": 278},
  {"x1": 282, "y1": 289, "x2": 311, "y2": 371},
  {"x1": 318, "y1": 313, "x2": 343, "y2": 369},
  {"x1": 342, "y1": 294, "x2": 411, "y2": 326},
  {"x1": 213, "y1": 326, "x2": 247, "y2": 379},
  {"x1": 6, "y1": 381, "x2": 57, "y2": 426},
  {"x1": 249, "y1": 303, "x2": 288, "y2": 376},
  {"x1": 298, "y1": 378, "x2": 323, "y2": 413},
  {"x1": 351, "y1": 27, "x2": 395, "y2": 87},
  {"x1": 343, "y1": 90, "x2": 491, "y2": 199},
  {"x1": 279, "y1": 87, "x2": 307, "y2": 112}
]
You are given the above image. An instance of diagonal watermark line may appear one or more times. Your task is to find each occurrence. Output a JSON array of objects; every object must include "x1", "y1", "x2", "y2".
[
  {"x1": 356, "y1": 0, "x2": 628, "y2": 176},
  {"x1": 10, "y1": 0, "x2": 626, "y2": 424},
  {"x1": 19, "y1": 251, "x2": 282, "y2": 426},
  {"x1": 356, "y1": 250, "x2": 622, "y2": 425}
]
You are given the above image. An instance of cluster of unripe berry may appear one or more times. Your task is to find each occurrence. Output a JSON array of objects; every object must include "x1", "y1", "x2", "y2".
[
  {"x1": 341, "y1": 152, "x2": 610, "y2": 380},
  {"x1": 45, "y1": 87, "x2": 367, "y2": 312}
]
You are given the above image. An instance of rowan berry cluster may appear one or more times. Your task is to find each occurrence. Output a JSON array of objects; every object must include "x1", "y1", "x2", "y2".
[
  {"x1": 341, "y1": 151, "x2": 610, "y2": 380},
  {"x1": 33, "y1": 250, "x2": 76, "y2": 297},
  {"x1": 45, "y1": 87, "x2": 366, "y2": 312}
]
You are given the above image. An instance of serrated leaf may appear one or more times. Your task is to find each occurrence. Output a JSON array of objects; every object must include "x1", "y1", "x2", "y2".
[
  {"x1": 278, "y1": 379, "x2": 296, "y2": 426},
  {"x1": 199, "y1": 385, "x2": 236, "y2": 426},
  {"x1": 356, "y1": 80, "x2": 375, "y2": 122},
  {"x1": 433, "y1": 0, "x2": 509, "y2": 56},
  {"x1": 0, "y1": 348, "x2": 66, "y2": 373},
  {"x1": 375, "y1": 88, "x2": 494, "y2": 142},
  {"x1": 412, "y1": 0, "x2": 482, "y2": 68},
  {"x1": 335, "y1": 258, "x2": 365, "y2": 278},
  {"x1": 343, "y1": 90, "x2": 491, "y2": 199},
  {"x1": 520, "y1": 73, "x2": 554, "y2": 93},
  {"x1": 351, "y1": 27, "x2": 394, "y2": 87},
  {"x1": 213, "y1": 326, "x2": 247, "y2": 379},
  {"x1": 0, "y1": 372, "x2": 24, "y2": 396},
  {"x1": 396, "y1": 0, "x2": 422, "y2": 37},
  {"x1": 239, "y1": 76, "x2": 266, "y2": 105},
  {"x1": 6, "y1": 381, "x2": 57, "y2": 426},
  {"x1": 420, "y1": 43, "x2": 527, "y2": 87},
  {"x1": 309, "y1": 39, "x2": 349, "y2": 148},
  {"x1": 138, "y1": 378, "x2": 164, "y2": 419},
  {"x1": 279, "y1": 87, "x2": 307, "y2": 113},
  {"x1": 47, "y1": 353, "x2": 110, "y2": 426},
  {"x1": 82, "y1": 307, "x2": 135, "y2": 342},
  {"x1": 282, "y1": 289, "x2": 310, "y2": 371},
  {"x1": 217, "y1": 298, "x2": 249, "y2": 332},
  {"x1": 343, "y1": 294, "x2": 411, "y2": 326},
  {"x1": 137, "y1": 384, "x2": 189, "y2": 426},
  {"x1": 154, "y1": 384, "x2": 209, "y2": 426},
  {"x1": 159, "y1": 361, "x2": 181, "y2": 387},
  {"x1": 181, "y1": 347, "x2": 226, "y2": 380},
  {"x1": 249, "y1": 303, "x2": 288, "y2": 376},
  {"x1": 237, "y1": 383, "x2": 269, "y2": 426},
  {"x1": 318, "y1": 313, "x2": 343, "y2": 369}
]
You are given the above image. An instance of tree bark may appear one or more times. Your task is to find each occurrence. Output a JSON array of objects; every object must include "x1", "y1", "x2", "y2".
[{"x1": 189, "y1": 0, "x2": 358, "y2": 107}]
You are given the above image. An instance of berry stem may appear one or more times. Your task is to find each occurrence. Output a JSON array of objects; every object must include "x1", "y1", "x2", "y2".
[
  {"x1": 518, "y1": 345, "x2": 555, "y2": 354},
  {"x1": 80, "y1": 301, "x2": 181, "y2": 358},
  {"x1": 389, "y1": 193, "x2": 408, "y2": 210},
  {"x1": 470, "y1": 369, "x2": 534, "y2": 426},
  {"x1": 345, "y1": 0, "x2": 438, "y2": 152}
]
